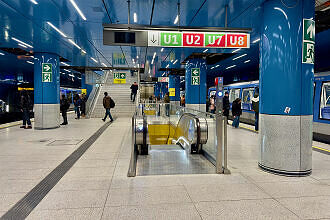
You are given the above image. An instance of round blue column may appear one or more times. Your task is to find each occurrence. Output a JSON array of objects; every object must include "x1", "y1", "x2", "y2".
[
  {"x1": 185, "y1": 59, "x2": 207, "y2": 111},
  {"x1": 34, "y1": 52, "x2": 60, "y2": 129},
  {"x1": 259, "y1": 0, "x2": 314, "y2": 176},
  {"x1": 169, "y1": 75, "x2": 180, "y2": 104}
]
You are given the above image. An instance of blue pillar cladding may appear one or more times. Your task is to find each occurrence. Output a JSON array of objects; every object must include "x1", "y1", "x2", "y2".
[
  {"x1": 34, "y1": 52, "x2": 60, "y2": 129},
  {"x1": 169, "y1": 75, "x2": 180, "y2": 102},
  {"x1": 259, "y1": 0, "x2": 314, "y2": 176},
  {"x1": 185, "y1": 59, "x2": 207, "y2": 111}
]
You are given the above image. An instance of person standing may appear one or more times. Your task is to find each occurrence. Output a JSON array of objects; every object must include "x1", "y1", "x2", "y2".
[
  {"x1": 232, "y1": 98, "x2": 242, "y2": 128},
  {"x1": 180, "y1": 95, "x2": 185, "y2": 107},
  {"x1": 80, "y1": 94, "x2": 87, "y2": 117},
  {"x1": 74, "y1": 94, "x2": 81, "y2": 119},
  {"x1": 102, "y1": 92, "x2": 114, "y2": 122},
  {"x1": 210, "y1": 95, "x2": 216, "y2": 114},
  {"x1": 130, "y1": 82, "x2": 138, "y2": 102},
  {"x1": 20, "y1": 90, "x2": 32, "y2": 129},
  {"x1": 60, "y1": 94, "x2": 69, "y2": 125},
  {"x1": 223, "y1": 92, "x2": 230, "y2": 118},
  {"x1": 164, "y1": 92, "x2": 170, "y2": 117},
  {"x1": 251, "y1": 93, "x2": 260, "y2": 131}
]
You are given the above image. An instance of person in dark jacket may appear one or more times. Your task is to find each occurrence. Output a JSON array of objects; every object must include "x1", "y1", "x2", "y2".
[
  {"x1": 60, "y1": 94, "x2": 69, "y2": 125},
  {"x1": 102, "y1": 92, "x2": 114, "y2": 122},
  {"x1": 232, "y1": 98, "x2": 242, "y2": 128},
  {"x1": 251, "y1": 93, "x2": 259, "y2": 131},
  {"x1": 80, "y1": 94, "x2": 87, "y2": 117},
  {"x1": 164, "y1": 92, "x2": 170, "y2": 117},
  {"x1": 74, "y1": 94, "x2": 81, "y2": 119},
  {"x1": 130, "y1": 82, "x2": 138, "y2": 102},
  {"x1": 223, "y1": 92, "x2": 230, "y2": 117},
  {"x1": 20, "y1": 90, "x2": 32, "y2": 129}
]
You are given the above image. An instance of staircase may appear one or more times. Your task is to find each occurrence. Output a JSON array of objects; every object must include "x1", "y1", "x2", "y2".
[{"x1": 90, "y1": 71, "x2": 137, "y2": 118}]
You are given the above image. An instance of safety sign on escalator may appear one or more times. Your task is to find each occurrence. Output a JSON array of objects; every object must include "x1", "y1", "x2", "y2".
[{"x1": 302, "y1": 19, "x2": 315, "y2": 64}]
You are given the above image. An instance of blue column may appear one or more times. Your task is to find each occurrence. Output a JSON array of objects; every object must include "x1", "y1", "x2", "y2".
[
  {"x1": 169, "y1": 75, "x2": 180, "y2": 104},
  {"x1": 34, "y1": 53, "x2": 60, "y2": 129},
  {"x1": 81, "y1": 74, "x2": 92, "y2": 97},
  {"x1": 259, "y1": 0, "x2": 314, "y2": 176},
  {"x1": 154, "y1": 82, "x2": 161, "y2": 99},
  {"x1": 185, "y1": 58, "x2": 207, "y2": 111}
]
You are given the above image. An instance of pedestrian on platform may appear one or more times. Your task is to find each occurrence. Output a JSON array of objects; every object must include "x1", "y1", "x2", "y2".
[
  {"x1": 223, "y1": 91, "x2": 230, "y2": 118},
  {"x1": 80, "y1": 93, "x2": 87, "y2": 117},
  {"x1": 102, "y1": 92, "x2": 114, "y2": 122},
  {"x1": 20, "y1": 90, "x2": 32, "y2": 129},
  {"x1": 130, "y1": 82, "x2": 138, "y2": 102},
  {"x1": 232, "y1": 98, "x2": 242, "y2": 128},
  {"x1": 74, "y1": 94, "x2": 81, "y2": 119},
  {"x1": 210, "y1": 95, "x2": 216, "y2": 114},
  {"x1": 252, "y1": 93, "x2": 260, "y2": 131},
  {"x1": 181, "y1": 95, "x2": 185, "y2": 107},
  {"x1": 164, "y1": 92, "x2": 170, "y2": 117},
  {"x1": 60, "y1": 94, "x2": 70, "y2": 125}
]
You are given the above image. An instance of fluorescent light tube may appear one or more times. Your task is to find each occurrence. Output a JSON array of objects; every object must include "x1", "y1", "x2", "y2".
[
  {"x1": 101, "y1": 63, "x2": 107, "y2": 67},
  {"x1": 233, "y1": 54, "x2": 247, "y2": 60},
  {"x1": 69, "y1": 0, "x2": 86, "y2": 20},
  {"x1": 203, "y1": 49, "x2": 208, "y2": 53},
  {"x1": 133, "y1": 13, "x2": 137, "y2": 23},
  {"x1": 61, "y1": 62, "x2": 70, "y2": 66},
  {"x1": 232, "y1": 48, "x2": 241, "y2": 53},
  {"x1": 26, "y1": 61, "x2": 34, "y2": 64},
  {"x1": 18, "y1": 43, "x2": 28, "y2": 48},
  {"x1": 244, "y1": 60, "x2": 251, "y2": 63},
  {"x1": 0, "y1": 52, "x2": 4, "y2": 56},
  {"x1": 91, "y1": 57, "x2": 98, "y2": 63},
  {"x1": 252, "y1": 38, "x2": 260, "y2": 43},
  {"x1": 161, "y1": 48, "x2": 164, "y2": 52},
  {"x1": 12, "y1": 37, "x2": 33, "y2": 48},
  {"x1": 173, "y1": 60, "x2": 178, "y2": 64},
  {"x1": 30, "y1": 0, "x2": 38, "y2": 4},
  {"x1": 226, "y1": 65, "x2": 236, "y2": 69},
  {"x1": 68, "y1": 39, "x2": 81, "y2": 50},
  {"x1": 47, "y1": 22, "x2": 67, "y2": 37},
  {"x1": 174, "y1": 15, "x2": 178, "y2": 24}
]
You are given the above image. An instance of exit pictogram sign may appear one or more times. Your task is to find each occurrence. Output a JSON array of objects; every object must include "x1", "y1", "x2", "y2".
[
  {"x1": 191, "y1": 68, "x2": 200, "y2": 85},
  {"x1": 302, "y1": 19, "x2": 315, "y2": 64},
  {"x1": 42, "y1": 63, "x2": 52, "y2": 82},
  {"x1": 114, "y1": 72, "x2": 126, "y2": 84}
]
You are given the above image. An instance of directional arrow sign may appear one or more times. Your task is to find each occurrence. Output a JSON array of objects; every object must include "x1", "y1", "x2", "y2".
[
  {"x1": 302, "y1": 18, "x2": 315, "y2": 64},
  {"x1": 148, "y1": 31, "x2": 159, "y2": 46},
  {"x1": 42, "y1": 63, "x2": 52, "y2": 82},
  {"x1": 303, "y1": 19, "x2": 315, "y2": 42},
  {"x1": 42, "y1": 63, "x2": 52, "y2": 73}
]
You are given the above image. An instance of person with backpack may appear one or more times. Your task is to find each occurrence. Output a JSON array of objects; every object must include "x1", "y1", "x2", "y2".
[
  {"x1": 60, "y1": 94, "x2": 70, "y2": 125},
  {"x1": 102, "y1": 92, "x2": 114, "y2": 122},
  {"x1": 20, "y1": 90, "x2": 32, "y2": 129},
  {"x1": 232, "y1": 98, "x2": 242, "y2": 128},
  {"x1": 251, "y1": 93, "x2": 260, "y2": 131}
]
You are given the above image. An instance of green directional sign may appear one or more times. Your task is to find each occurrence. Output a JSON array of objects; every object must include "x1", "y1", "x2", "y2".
[
  {"x1": 114, "y1": 72, "x2": 126, "y2": 84},
  {"x1": 160, "y1": 32, "x2": 182, "y2": 47},
  {"x1": 42, "y1": 63, "x2": 52, "y2": 82},
  {"x1": 302, "y1": 19, "x2": 315, "y2": 64},
  {"x1": 191, "y1": 68, "x2": 200, "y2": 85}
]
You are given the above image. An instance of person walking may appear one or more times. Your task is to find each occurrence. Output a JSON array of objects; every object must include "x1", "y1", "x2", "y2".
[
  {"x1": 102, "y1": 92, "x2": 114, "y2": 122},
  {"x1": 74, "y1": 94, "x2": 81, "y2": 119},
  {"x1": 180, "y1": 95, "x2": 185, "y2": 107},
  {"x1": 60, "y1": 94, "x2": 70, "y2": 125},
  {"x1": 251, "y1": 93, "x2": 260, "y2": 131},
  {"x1": 232, "y1": 98, "x2": 242, "y2": 128},
  {"x1": 164, "y1": 92, "x2": 170, "y2": 117},
  {"x1": 130, "y1": 82, "x2": 138, "y2": 102},
  {"x1": 223, "y1": 91, "x2": 230, "y2": 118},
  {"x1": 20, "y1": 90, "x2": 32, "y2": 129},
  {"x1": 210, "y1": 95, "x2": 216, "y2": 114}
]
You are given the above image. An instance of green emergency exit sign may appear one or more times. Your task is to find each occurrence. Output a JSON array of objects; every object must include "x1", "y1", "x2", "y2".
[
  {"x1": 191, "y1": 68, "x2": 200, "y2": 85},
  {"x1": 42, "y1": 63, "x2": 52, "y2": 82},
  {"x1": 302, "y1": 19, "x2": 315, "y2": 64}
]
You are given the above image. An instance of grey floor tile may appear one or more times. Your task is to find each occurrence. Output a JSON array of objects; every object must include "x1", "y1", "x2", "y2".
[
  {"x1": 0, "y1": 179, "x2": 39, "y2": 194},
  {"x1": 311, "y1": 169, "x2": 330, "y2": 180},
  {"x1": 278, "y1": 196, "x2": 330, "y2": 219},
  {"x1": 105, "y1": 185, "x2": 191, "y2": 206},
  {"x1": 80, "y1": 153, "x2": 119, "y2": 160},
  {"x1": 186, "y1": 183, "x2": 270, "y2": 202},
  {"x1": 73, "y1": 159, "x2": 116, "y2": 168},
  {"x1": 34, "y1": 190, "x2": 108, "y2": 210},
  {"x1": 241, "y1": 170, "x2": 317, "y2": 183},
  {"x1": 195, "y1": 199, "x2": 299, "y2": 220},
  {"x1": 27, "y1": 207, "x2": 103, "y2": 220},
  {"x1": 178, "y1": 173, "x2": 249, "y2": 186},
  {"x1": 64, "y1": 166, "x2": 115, "y2": 179},
  {"x1": 256, "y1": 181, "x2": 330, "y2": 198},
  {"x1": 102, "y1": 203, "x2": 201, "y2": 220},
  {"x1": 0, "y1": 168, "x2": 51, "y2": 181},
  {"x1": 0, "y1": 193, "x2": 25, "y2": 212},
  {"x1": 53, "y1": 178, "x2": 112, "y2": 192}
]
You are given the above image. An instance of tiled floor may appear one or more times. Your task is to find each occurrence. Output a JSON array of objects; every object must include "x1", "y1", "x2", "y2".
[{"x1": 0, "y1": 116, "x2": 330, "y2": 219}]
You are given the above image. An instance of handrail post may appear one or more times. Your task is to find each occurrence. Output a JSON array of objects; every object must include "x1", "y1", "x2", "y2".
[
  {"x1": 216, "y1": 114, "x2": 224, "y2": 174},
  {"x1": 223, "y1": 116, "x2": 230, "y2": 174}
]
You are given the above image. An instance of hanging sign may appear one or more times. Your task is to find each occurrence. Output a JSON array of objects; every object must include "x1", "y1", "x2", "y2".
[
  {"x1": 148, "y1": 31, "x2": 250, "y2": 48},
  {"x1": 302, "y1": 19, "x2": 315, "y2": 64},
  {"x1": 114, "y1": 72, "x2": 126, "y2": 84},
  {"x1": 42, "y1": 63, "x2": 52, "y2": 82},
  {"x1": 158, "y1": 77, "x2": 169, "y2": 82},
  {"x1": 191, "y1": 68, "x2": 200, "y2": 85}
]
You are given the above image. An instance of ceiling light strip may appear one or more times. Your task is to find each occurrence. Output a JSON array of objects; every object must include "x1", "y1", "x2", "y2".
[{"x1": 69, "y1": 0, "x2": 86, "y2": 20}]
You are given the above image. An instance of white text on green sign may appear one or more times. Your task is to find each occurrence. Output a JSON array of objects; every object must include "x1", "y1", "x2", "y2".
[{"x1": 148, "y1": 31, "x2": 250, "y2": 48}]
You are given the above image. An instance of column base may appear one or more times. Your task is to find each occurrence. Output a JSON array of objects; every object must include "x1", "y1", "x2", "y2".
[
  {"x1": 259, "y1": 114, "x2": 312, "y2": 176},
  {"x1": 34, "y1": 104, "x2": 60, "y2": 129},
  {"x1": 186, "y1": 104, "x2": 206, "y2": 112},
  {"x1": 171, "y1": 101, "x2": 180, "y2": 106}
]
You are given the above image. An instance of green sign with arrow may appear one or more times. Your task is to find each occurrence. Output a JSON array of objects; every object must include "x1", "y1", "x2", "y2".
[
  {"x1": 42, "y1": 63, "x2": 52, "y2": 82},
  {"x1": 191, "y1": 68, "x2": 200, "y2": 85},
  {"x1": 302, "y1": 19, "x2": 315, "y2": 64}
]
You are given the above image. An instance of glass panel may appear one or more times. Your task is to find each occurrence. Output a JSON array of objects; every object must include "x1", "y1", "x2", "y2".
[
  {"x1": 242, "y1": 88, "x2": 254, "y2": 110},
  {"x1": 229, "y1": 88, "x2": 240, "y2": 103},
  {"x1": 320, "y1": 82, "x2": 330, "y2": 120}
]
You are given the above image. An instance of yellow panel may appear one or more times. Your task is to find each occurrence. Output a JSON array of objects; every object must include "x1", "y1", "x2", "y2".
[
  {"x1": 144, "y1": 110, "x2": 156, "y2": 115},
  {"x1": 169, "y1": 88, "x2": 175, "y2": 96}
]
